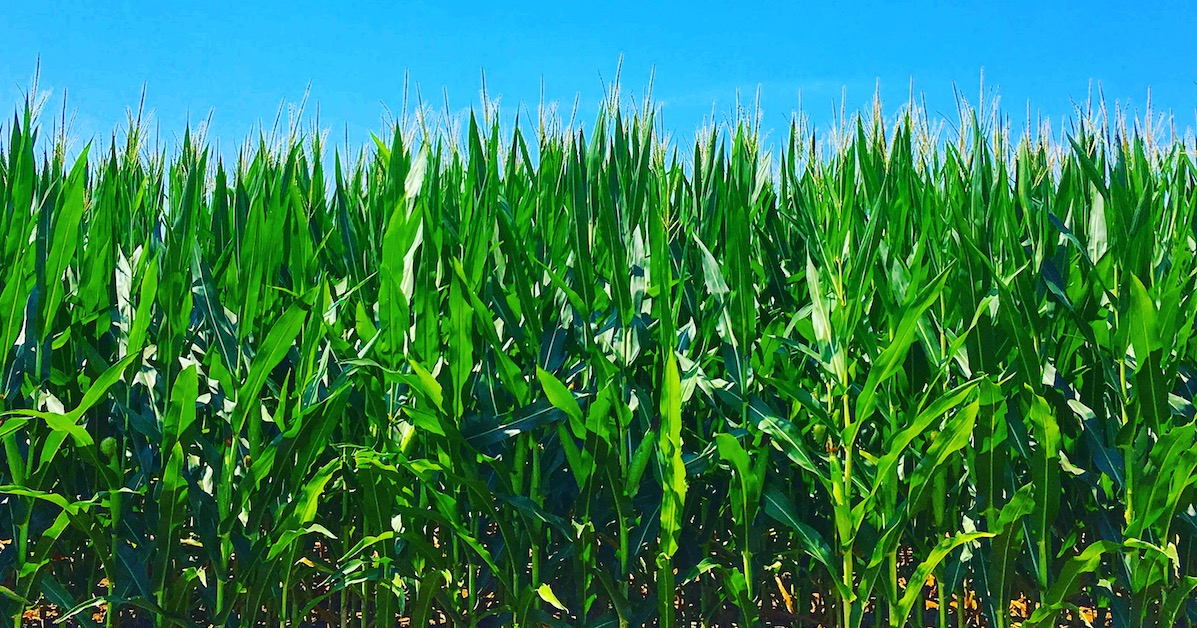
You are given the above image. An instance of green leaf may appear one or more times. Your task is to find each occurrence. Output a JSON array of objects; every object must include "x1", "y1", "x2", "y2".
[
  {"x1": 4, "y1": 352, "x2": 139, "y2": 456},
  {"x1": 658, "y1": 353, "x2": 687, "y2": 559},
  {"x1": 1128, "y1": 274, "x2": 1168, "y2": 426},
  {"x1": 537, "y1": 583, "x2": 569, "y2": 613},
  {"x1": 1160, "y1": 576, "x2": 1197, "y2": 627},
  {"x1": 408, "y1": 358, "x2": 445, "y2": 414},
  {"x1": 155, "y1": 442, "x2": 189, "y2": 604},
  {"x1": 752, "y1": 395, "x2": 826, "y2": 483},
  {"x1": 1024, "y1": 541, "x2": 1119, "y2": 627},
  {"x1": 537, "y1": 366, "x2": 584, "y2": 439},
  {"x1": 905, "y1": 399, "x2": 980, "y2": 514},
  {"x1": 624, "y1": 429, "x2": 657, "y2": 499},
  {"x1": 162, "y1": 364, "x2": 198, "y2": 459},
  {"x1": 895, "y1": 531, "x2": 996, "y2": 625},
  {"x1": 126, "y1": 251, "x2": 159, "y2": 358},
  {"x1": 859, "y1": 380, "x2": 978, "y2": 512},
  {"x1": 1028, "y1": 393, "x2": 1061, "y2": 587},
  {"x1": 856, "y1": 266, "x2": 951, "y2": 425},
  {"x1": 762, "y1": 486, "x2": 837, "y2": 576}
]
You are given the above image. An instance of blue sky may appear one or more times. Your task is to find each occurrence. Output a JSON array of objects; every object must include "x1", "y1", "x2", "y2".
[{"x1": 2, "y1": 0, "x2": 1195, "y2": 154}]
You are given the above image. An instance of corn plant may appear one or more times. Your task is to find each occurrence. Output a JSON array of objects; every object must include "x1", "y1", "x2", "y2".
[{"x1": 1, "y1": 81, "x2": 1196, "y2": 628}]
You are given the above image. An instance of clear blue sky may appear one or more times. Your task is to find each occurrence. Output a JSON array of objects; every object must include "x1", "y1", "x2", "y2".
[{"x1": 2, "y1": 0, "x2": 1195, "y2": 154}]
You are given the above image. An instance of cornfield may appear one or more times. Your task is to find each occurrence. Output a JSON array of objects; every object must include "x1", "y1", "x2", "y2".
[{"x1": 2, "y1": 83, "x2": 1196, "y2": 628}]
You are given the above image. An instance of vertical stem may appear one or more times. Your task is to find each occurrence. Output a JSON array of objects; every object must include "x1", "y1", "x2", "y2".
[
  {"x1": 657, "y1": 554, "x2": 675, "y2": 628},
  {"x1": 281, "y1": 546, "x2": 292, "y2": 626},
  {"x1": 957, "y1": 584, "x2": 967, "y2": 628},
  {"x1": 888, "y1": 550, "x2": 899, "y2": 627},
  {"x1": 377, "y1": 571, "x2": 394, "y2": 627},
  {"x1": 467, "y1": 564, "x2": 475, "y2": 623},
  {"x1": 360, "y1": 580, "x2": 368, "y2": 627},
  {"x1": 5, "y1": 436, "x2": 30, "y2": 628},
  {"x1": 339, "y1": 581, "x2": 348, "y2": 628},
  {"x1": 742, "y1": 548, "x2": 753, "y2": 602},
  {"x1": 937, "y1": 574, "x2": 947, "y2": 628},
  {"x1": 841, "y1": 391, "x2": 854, "y2": 628},
  {"x1": 532, "y1": 441, "x2": 543, "y2": 584},
  {"x1": 217, "y1": 413, "x2": 236, "y2": 623},
  {"x1": 615, "y1": 480, "x2": 628, "y2": 576},
  {"x1": 341, "y1": 385, "x2": 352, "y2": 628},
  {"x1": 107, "y1": 449, "x2": 122, "y2": 628}
]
